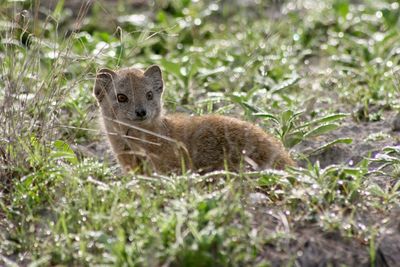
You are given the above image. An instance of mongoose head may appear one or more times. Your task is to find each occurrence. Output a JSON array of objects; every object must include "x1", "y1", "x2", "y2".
[{"x1": 94, "y1": 65, "x2": 164, "y2": 125}]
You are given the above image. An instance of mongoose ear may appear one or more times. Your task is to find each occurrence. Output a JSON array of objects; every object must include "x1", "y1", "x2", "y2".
[
  {"x1": 94, "y1": 68, "x2": 116, "y2": 102},
  {"x1": 144, "y1": 65, "x2": 163, "y2": 93}
]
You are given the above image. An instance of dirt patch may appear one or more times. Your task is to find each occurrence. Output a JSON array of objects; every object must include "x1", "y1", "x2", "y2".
[
  {"x1": 294, "y1": 111, "x2": 400, "y2": 168},
  {"x1": 248, "y1": 197, "x2": 400, "y2": 267}
]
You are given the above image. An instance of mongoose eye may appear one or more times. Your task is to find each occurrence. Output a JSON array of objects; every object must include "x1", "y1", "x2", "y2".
[
  {"x1": 117, "y1": 94, "x2": 128, "y2": 103},
  {"x1": 146, "y1": 91, "x2": 153, "y2": 101}
]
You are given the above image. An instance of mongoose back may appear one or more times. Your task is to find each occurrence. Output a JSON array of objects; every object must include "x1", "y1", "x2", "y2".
[{"x1": 94, "y1": 65, "x2": 295, "y2": 174}]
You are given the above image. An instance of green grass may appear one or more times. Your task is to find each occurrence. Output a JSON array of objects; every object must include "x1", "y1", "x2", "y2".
[{"x1": 1, "y1": 0, "x2": 400, "y2": 266}]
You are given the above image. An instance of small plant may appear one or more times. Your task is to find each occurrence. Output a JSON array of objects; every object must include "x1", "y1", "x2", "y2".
[
  {"x1": 367, "y1": 146, "x2": 400, "y2": 208},
  {"x1": 254, "y1": 110, "x2": 350, "y2": 148}
]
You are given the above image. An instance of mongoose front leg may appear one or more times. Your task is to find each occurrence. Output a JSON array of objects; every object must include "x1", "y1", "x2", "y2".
[{"x1": 116, "y1": 151, "x2": 140, "y2": 173}]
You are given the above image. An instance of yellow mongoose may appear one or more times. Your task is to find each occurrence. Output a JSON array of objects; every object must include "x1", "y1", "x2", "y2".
[{"x1": 94, "y1": 65, "x2": 295, "y2": 174}]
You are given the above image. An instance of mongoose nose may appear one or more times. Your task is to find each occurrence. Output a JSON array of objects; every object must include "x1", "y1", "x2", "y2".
[{"x1": 135, "y1": 108, "x2": 147, "y2": 118}]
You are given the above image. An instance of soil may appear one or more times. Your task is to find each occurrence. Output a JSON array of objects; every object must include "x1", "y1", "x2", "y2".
[
  {"x1": 249, "y1": 194, "x2": 400, "y2": 267},
  {"x1": 295, "y1": 111, "x2": 400, "y2": 168}
]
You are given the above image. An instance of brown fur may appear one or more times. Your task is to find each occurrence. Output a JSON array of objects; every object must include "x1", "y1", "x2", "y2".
[{"x1": 94, "y1": 66, "x2": 295, "y2": 174}]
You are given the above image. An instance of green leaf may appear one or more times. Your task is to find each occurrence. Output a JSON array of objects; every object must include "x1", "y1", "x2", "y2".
[
  {"x1": 181, "y1": 0, "x2": 191, "y2": 7},
  {"x1": 253, "y1": 113, "x2": 280, "y2": 124},
  {"x1": 271, "y1": 74, "x2": 300, "y2": 93},
  {"x1": 341, "y1": 167, "x2": 362, "y2": 176},
  {"x1": 258, "y1": 174, "x2": 279, "y2": 187},
  {"x1": 51, "y1": 140, "x2": 78, "y2": 165},
  {"x1": 198, "y1": 66, "x2": 226, "y2": 77},
  {"x1": 287, "y1": 110, "x2": 304, "y2": 125},
  {"x1": 284, "y1": 131, "x2": 305, "y2": 148},
  {"x1": 317, "y1": 113, "x2": 349, "y2": 123},
  {"x1": 310, "y1": 138, "x2": 353, "y2": 155},
  {"x1": 368, "y1": 184, "x2": 385, "y2": 197},
  {"x1": 160, "y1": 59, "x2": 182, "y2": 78},
  {"x1": 392, "y1": 179, "x2": 400, "y2": 193},
  {"x1": 383, "y1": 146, "x2": 400, "y2": 154},
  {"x1": 333, "y1": 0, "x2": 349, "y2": 18},
  {"x1": 304, "y1": 123, "x2": 339, "y2": 138},
  {"x1": 300, "y1": 113, "x2": 349, "y2": 129},
  {"x1": 52, "y1": 0, "x2": 65, "y2": 19},
  {"x1": 156, "y1": 11, "x2": 167, "y2": 23},
  {"x1": 281, "y1": 110, "x2": 295, "y2": 123},
  {"x1": 382, "y1": 8, "x2": 400, "y2": 28},
  {"x1": 241, "y1": 102, "x2": 260, "y2": 113}
]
